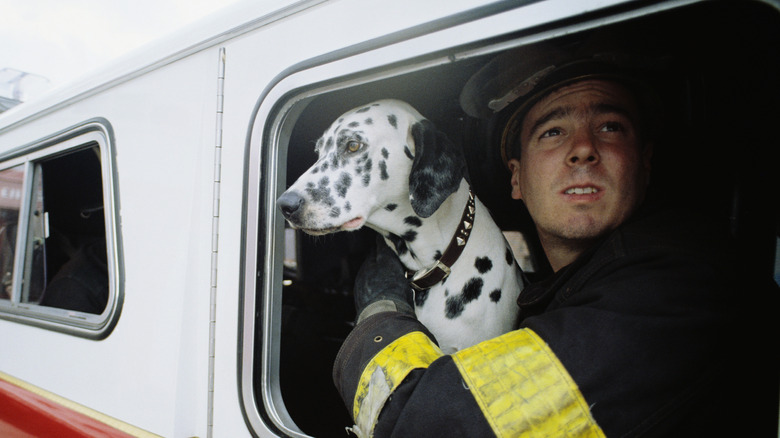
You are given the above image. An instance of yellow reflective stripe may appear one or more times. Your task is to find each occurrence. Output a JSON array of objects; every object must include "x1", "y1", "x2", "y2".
[
  {"x1": 452, "y1": 329, "x2": 605, "y2": 438},
  {"x1": 353, "y1": 331, "x2": 443, "y2": 420}
]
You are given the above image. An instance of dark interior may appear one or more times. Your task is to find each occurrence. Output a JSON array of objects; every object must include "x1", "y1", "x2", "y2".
[
  {"x1": 270, "y1": 2, "x2": 779, "y2": 436},
  {"x1": 36, "y1": 146, "x2": 108, "y2": 314}
]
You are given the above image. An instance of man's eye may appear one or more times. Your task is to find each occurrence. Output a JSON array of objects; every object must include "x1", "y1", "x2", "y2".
[
  {"x1": 346, "y1": 140, "x2": 363, "y2": 152},
  {"x1": 600, "y1": 122, "x2": 624, "y2": 132},
  {"x1": 540, "y1": 128, "x2": 562, "y2": 139}
]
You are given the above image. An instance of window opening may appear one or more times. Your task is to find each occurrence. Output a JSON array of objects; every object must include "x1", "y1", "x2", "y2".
[
  {"x1": 0, "y1": 123, "x2": 117, "y2": 339},
  {"x1": 32, "y1": 146, "x2": 108, "y2": 315}
]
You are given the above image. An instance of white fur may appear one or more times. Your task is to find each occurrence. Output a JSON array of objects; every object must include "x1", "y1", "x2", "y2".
[{"x1": 280, "y1": 99, "x2": 523, "y2": 353}]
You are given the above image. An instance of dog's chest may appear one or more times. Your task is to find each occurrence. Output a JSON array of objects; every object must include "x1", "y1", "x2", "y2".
[{"x1": 406, "y1": 219, "x2": 520, "y2": 353}]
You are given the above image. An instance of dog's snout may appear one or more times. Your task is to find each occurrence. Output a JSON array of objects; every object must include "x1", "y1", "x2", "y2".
[{"x1": 278, "y1": 191, "x2": 305, "y2": 219}]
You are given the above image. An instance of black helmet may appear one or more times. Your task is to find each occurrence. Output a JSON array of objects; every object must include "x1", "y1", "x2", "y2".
[{"x1": 460, "y1": 34, "x2": 663, "y2": 168}]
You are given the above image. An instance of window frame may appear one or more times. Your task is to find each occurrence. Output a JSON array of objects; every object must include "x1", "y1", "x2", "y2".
[
  {"x1": 0, "y1": 119, "x2": 122, "y2": 340},
  {"x1": 237, "y1": 0, "x2": 710, "y2": 434}
]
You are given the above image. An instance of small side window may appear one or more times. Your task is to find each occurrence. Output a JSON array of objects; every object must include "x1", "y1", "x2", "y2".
[{"x1": 0, "y1": 122, "x2": 120, "y2": 338}]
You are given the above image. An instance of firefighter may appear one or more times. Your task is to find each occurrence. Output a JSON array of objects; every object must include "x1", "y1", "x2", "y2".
[{"x1": 332, "y1": 37, "x2": 777, "y2": 437}]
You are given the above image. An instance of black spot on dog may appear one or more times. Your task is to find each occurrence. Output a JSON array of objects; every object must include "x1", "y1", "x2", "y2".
[
  {"x1": 344, "y1": 201, "x2": 351, "y2": 212},
  {"x1": 305, "y1": 177, "x2": 335, "y2": 206},
  {"x1": 386, "y1": 233, "x2": 408, "y2": 256},
  {"x1": 362, "y1": 173, "x2": 370, "y2": 187},
  {"x1": 381, "y1": 148, "x2": 389, "y2": 159},
  {"x1": 445, "y1": 296, "x2": 464, "y2": 319},
  {"x1": 462, "y1": 277, "x2": 483, "y2": 302},
  {"x1": 402, "y1": 230, "x2": 417, "y2": 242},
  {"x1": 415, "y1": 288, "x2": 429, "y2": 307},
  {"x1": 388, "y1": 114, "x2": 398, "y2": 128},
  {"x1": 445, "y1": 277, "x2": 483, "y2": 319},
  {"x1": 404, "y1": 216, "x2": 422, "y2": 227},
  {"x1": 335, "y1": 172, "x2": 352, "y2": 198},
  {"x1": 329, "y1": 206, "x2": 341, "y2": 218},
  {"x1": 433, "y1": 250, "x2": 442, "y2": 261},
  {"x1": 505, "y1": 247, "x2": 513, "y2": 266},
  {"x1": 364, "y1": 158, "x2": 372, "y2": 173},
  {"x1": 348, "y1": 121, "x2": 360, "y2": 128},
  {"x1": 311, "y1": 166, "x2": 319, "y2": 174},
  {"x1": 365, "y1": 118, "x2": 373, "y2": 125},
  {"x1": 379, "y1": 160, "x2": 388, "y2": 180},
  {"x1": 326, "y1": 136, "x2": 334, "y2": 150},
  {"x1": 475, "y1": 257, "x2": 493, "y2": 274},
  {"x1": 385, "y1": 203, "x2": 398, "y2": 212},
  {"x1": 356, "y1": 106, "x2": 371, "y2": 113},
  {"x1": 490, "y1": 289, "x2": 501, "y2": 302},
  {"x1": 338, "y1": 118, "x2": 344, "y2": 123},
  {"x1": 404, "y1": 146, "x2": 414, "y2": 160},
  {"x1": 321, "y1": 161, "x2": 329, "y2": 171}
]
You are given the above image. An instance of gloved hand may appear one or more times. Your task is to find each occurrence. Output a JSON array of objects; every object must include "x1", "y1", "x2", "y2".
[{"x1": 353, "y1": 235, "x2": 415, "y2": 324}]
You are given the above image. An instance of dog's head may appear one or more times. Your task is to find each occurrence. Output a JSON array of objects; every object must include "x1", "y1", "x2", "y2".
[{"x1": 278, "y1": 99, "x2": 466, "y2": 235}]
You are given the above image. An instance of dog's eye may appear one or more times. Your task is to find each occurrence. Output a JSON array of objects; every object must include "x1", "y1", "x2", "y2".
[{"x1": 346, "y1": 140, "x2": 363, "y2": 153}]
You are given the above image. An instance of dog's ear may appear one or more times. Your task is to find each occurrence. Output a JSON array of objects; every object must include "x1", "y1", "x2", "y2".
[{"x1": 409, "y1": 119, "x2": 466, "y2": 218}]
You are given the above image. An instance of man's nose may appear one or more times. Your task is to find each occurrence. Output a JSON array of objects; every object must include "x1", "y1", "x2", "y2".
[{"x1": 566, "y1": 130, "x2": 600, "y2": 166}]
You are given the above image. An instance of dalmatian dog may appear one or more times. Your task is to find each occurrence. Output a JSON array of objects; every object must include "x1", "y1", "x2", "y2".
[{"x1": 277, "y1": 99, "x2": 523, "y2": 353}]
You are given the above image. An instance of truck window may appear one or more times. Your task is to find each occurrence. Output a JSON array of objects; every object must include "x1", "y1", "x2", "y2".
[
  {"x1": 0, "y1": 122, "x2": 120, "y2": 338},
  {"x1": 244, "y1": 1, "x2": 780, "y2": 436}
]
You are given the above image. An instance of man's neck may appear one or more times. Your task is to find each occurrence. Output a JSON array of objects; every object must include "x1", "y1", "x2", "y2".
[{"x1": 541, "y1": 236, "x2": 598, "y2": 272}]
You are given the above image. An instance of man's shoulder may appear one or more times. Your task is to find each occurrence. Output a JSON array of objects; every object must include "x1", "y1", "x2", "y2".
[{"x1": 605, "y1": 203, "x2": 733, "y2": 267}]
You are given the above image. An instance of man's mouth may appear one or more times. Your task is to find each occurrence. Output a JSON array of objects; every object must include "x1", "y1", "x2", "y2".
[{"x1": 564, "y1": 186, "x2": 600, "y2": 195}]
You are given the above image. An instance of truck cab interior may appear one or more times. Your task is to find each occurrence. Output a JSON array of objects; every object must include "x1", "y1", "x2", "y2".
[{"x1": 263, "y1": 1, "x2": 779, "y2": 436}]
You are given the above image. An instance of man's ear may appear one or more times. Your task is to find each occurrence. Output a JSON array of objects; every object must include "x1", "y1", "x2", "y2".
[{"x1": 508, "y1": 158, "x2": 523, "y2": 200}]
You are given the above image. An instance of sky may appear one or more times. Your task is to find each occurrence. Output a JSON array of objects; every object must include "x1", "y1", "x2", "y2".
[{"x1": 0, "y1": 0, "x2": 243, "y2": 100}]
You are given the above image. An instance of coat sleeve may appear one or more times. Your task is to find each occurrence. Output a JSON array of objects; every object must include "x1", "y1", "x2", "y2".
[{"x1": 332, "y1": 311, "x2": 605, "y2": 438}]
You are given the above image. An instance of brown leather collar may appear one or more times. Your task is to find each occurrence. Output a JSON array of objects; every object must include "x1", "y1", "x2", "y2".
[{"x1": 408, "y1": 188, "x2": 475, "y2": 291}]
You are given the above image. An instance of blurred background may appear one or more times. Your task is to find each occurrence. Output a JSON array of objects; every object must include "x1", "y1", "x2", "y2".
[{"x1": 0, "y1": 0, "x2": 242, "y2": 111}]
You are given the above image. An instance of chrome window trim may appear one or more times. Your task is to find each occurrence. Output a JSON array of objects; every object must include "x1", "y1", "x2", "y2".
[
  {"x1": 0, "y1": 119, "x2": 123, "y2": 340},
  {"x1": 239, "y1": 0, "x2": 724, "y2": 434}
]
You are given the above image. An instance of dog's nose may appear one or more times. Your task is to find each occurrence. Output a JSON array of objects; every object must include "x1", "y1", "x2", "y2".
[{"x1": 277, "y1": 191, "x2": 305, "y2": 219}]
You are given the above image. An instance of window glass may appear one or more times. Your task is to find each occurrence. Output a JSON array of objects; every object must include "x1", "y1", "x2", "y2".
[
  {"x1": 0, "y1": 124, "x2": 118, "y2": 338},
  {"x1": 31, "y1": 147, "x2": 108, "y2": 314},
  {"x1": 0, "y1": 165, "x2": 23, "y2": 300}
]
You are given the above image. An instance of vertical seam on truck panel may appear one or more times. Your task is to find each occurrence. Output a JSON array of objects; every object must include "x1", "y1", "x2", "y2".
[{"x1": 208, "y1": 46, "x2": 226, "y2": 438}]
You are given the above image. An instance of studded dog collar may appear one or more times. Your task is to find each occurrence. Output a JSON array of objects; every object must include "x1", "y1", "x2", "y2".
[{"x1": 408, "y1": 188, "x2": 476, "y2": 291}]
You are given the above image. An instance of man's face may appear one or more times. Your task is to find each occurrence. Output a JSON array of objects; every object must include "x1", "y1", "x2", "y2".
[{"x1": 508, "y1": 79, "x2": 652, "y2": 253}]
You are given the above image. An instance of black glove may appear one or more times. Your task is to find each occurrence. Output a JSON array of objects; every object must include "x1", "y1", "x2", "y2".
[{"x1": 353, "y1": 235, "x2": 415, "y2": 323}]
